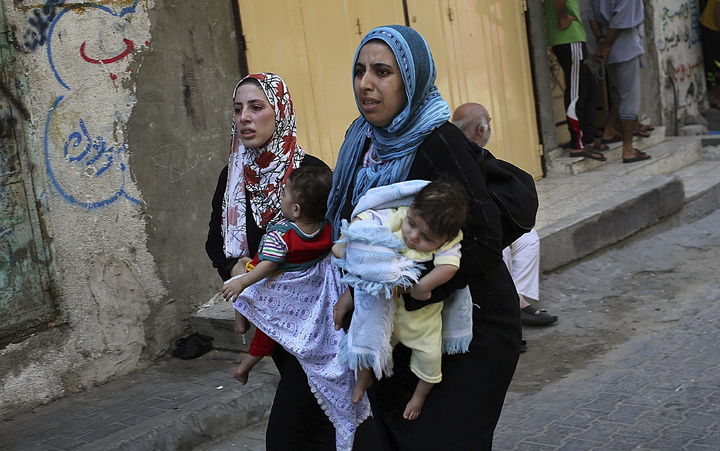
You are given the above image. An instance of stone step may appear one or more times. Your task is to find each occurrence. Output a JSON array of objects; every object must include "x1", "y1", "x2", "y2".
[
  {"x1": 190, "y1": 294, "x2": 254, "y2": 352},
  {"x1": 537, "y1": 136, "x2": 710, "y2": 272},
  {"x1": 547, "y1": 125, "x2": 666, "y2": 176}
]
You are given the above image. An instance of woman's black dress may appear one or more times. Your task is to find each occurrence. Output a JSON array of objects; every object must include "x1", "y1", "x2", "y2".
[
  {"x1": 336, "y1": 122, "x2": 522, "y2": 450},
  {"x1": 206, "y1": 155, "x2": 346, "y2": 450}
]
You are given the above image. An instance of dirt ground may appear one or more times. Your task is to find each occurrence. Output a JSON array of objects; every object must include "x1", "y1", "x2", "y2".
[{"x1": 510, "y1": 212, "x2": 720, "y2": 394}]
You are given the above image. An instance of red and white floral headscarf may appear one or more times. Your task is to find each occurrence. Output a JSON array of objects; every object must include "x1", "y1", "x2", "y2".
[{"x1": 222, "y1": 73, "x2": 305, "y2": 259}]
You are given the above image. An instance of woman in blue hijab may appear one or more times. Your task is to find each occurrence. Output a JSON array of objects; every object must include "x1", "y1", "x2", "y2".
[{"x1": 328, "y1": 25, "x2": 522, "y2": 449}]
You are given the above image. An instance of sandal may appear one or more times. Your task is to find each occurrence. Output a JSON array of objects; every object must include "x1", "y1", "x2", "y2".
[
  {"x1": 569, "y1": 148, "x2": 606, "y2": 161},
  {"x1": 622, "y1": 153, "x2": 651, "y2": 163},
  {"x1": 521, "y1": 305, "x2": 558, "y2": 326},
  {"x1": 634, "y1": 129, "x2": 651, "y2": 138},
  {"x1": 588, "y1": 140, "x2": 609, "y2": 151}
]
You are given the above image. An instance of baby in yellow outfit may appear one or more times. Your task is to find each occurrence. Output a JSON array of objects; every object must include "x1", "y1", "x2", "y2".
[{"x1": 333, "y1": 179, "x2": 468, "y2": 420}]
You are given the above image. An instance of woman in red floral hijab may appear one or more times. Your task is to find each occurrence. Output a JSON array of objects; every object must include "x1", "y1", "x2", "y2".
[
  {"x1": 206, "y1": 73, "x2": 340, "y2": 448},
  {"x1": 222, "y1": 73, "x2": 306, "y2": 260}
]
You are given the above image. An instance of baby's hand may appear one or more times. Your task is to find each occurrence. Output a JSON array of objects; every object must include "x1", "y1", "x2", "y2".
[
  {"x1": 409, "y1": 284, "x2": 431, "y2": 301},
  {"x1": 222, "y1": 278, "x2": 245, "y2": 302}
]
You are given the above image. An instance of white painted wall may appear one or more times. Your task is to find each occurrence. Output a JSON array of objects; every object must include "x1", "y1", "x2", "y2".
[{"x1": 653, "y1": 0, "x2": 706, "y2": 127}]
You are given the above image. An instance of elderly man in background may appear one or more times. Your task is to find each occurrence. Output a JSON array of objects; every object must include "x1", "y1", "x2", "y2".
[{"x1": 451, "y1": 103, "x2": 558, "y2": 353}]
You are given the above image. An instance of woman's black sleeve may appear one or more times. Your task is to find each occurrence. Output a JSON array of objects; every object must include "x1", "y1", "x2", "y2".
[
  {"x1": 403, "y1": 122, "x2": 504, "y2": 309},
  {"x1": 205, "y1": 166, "x2": 237, "y2": 281}
]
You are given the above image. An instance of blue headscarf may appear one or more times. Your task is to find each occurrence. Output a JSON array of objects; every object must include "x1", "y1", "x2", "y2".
[{"x1": 327, "y1": 25, "x2": 450, "y2": 237}]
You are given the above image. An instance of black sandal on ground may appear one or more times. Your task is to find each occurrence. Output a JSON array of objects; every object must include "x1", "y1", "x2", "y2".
[{"x1": 520, "y1": 305, "x2": 558, "y2": 326}]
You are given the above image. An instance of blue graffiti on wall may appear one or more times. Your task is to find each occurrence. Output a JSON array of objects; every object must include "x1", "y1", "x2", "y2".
[
  {"x1": 659, "y1": 2, "x2": 701, "y2": 51},
  {"x1": 43, "y1": 0, "x2": 142, "y2": 209},
  {"x1": 22, "y1": 0, "x2": 66, "y2": 51},
  {"x1": 689, "y1": 0, "x2": 701, "y2": 47},
  {"x1": 64, "y1": 117, "x2": 129, "y2": 178},
  {"x1": 45, "y1": 97, "x2": 137, "y2": 209}
]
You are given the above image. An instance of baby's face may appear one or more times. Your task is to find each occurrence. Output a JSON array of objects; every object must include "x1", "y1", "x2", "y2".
[{"x1": 401, "y1": 208, "x2": 448, "y2": 253}]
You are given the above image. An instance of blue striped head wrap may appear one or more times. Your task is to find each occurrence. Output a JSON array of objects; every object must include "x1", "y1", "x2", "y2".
[{"x1": 327, "y1": 25, "x2": 450, "y2": 237}]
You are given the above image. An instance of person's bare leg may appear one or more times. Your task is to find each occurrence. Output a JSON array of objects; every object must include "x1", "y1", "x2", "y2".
[
  {"x1": 235, "y1": 310, "x2": 250, "y2": 334},
  {"x1": 601, "y1": 102, "x2": 620, "y2": 140},
  {"x1": 233, "y1": 354, "x2": 263, "y2": 385},
  {"x1": 352, "y1": 368, "x2": 373, "y2": 404},
  {"x1": 404, "y1": 380, "x2": 434, "y2": 420},
  {"x1": 620, "y1": 118, "x2": 644, "y2": 160},
  {"x1": 333, "y1": 289, "x2": 354, "y2": 331},
  {"x1": 518, "y1": 293, "x2": 531, "y2": 310}
]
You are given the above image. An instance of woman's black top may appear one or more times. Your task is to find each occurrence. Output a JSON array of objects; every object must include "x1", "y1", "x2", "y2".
[
  {"x1": 205, "y1": 154, "x2": 342, "y2": 450},
  {"x1": 337, "y1": 122, "x2": 522, "y2": 450}
]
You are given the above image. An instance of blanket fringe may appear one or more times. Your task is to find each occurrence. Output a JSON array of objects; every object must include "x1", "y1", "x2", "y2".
[
  {"x1": 442, "y1": 335, "x2": 472, "y2": 355},
  {"x1": 338, "y1": 334, "x2": 395, "y2": 379}
]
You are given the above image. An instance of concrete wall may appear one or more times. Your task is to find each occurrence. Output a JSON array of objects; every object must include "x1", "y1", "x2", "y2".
[
  {"x1": 640, "y1": 1, "x2": 664, "y2": 128},
  {"x1": 651, "y1": 0, "x2": 706, "y2": 132},
  {"x1": 0, "y1": 0, "x2": 242, "y2": 419},
  {"x1": 126, "y1": 1, "x2": 243, "y2": 353}
]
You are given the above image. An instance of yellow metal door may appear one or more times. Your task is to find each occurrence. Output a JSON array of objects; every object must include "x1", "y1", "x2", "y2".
[
  {"x1": 237, "y1": 1, "x2": 541, "y2": 177},
  {"x1": 238, "y1": 0, "x2": 405, "y2": 167},
  {"x1": 407, "y1": 0, "x2": 543, "y2": 178}
]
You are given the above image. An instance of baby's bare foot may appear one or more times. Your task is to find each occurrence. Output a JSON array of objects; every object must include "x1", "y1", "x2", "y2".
[
  {"x1": 403, "y1": 392, "x2": 428, "y2": 420},
  {"x1": 233, "y1": 365, "x2": 249, "y2": 385},
  {"x1": 235, "y1": 311, "x2": 250, "y2": 334},
  {"x1": 352, "y1": 369, "x2": 373, "y2": 404},
  {"x1": 333, "y1": 290, "x2": 354, "y2": 331}
]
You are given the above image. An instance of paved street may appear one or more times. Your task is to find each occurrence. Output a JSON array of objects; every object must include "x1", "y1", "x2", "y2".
[
  {"x1": 196, "y1": 211, "x2": 720, "y2": 450},
  {"x1": 493, "y1": 209, "x2": 720, "y2": 450}
]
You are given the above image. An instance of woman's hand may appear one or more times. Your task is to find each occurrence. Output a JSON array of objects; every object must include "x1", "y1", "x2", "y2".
[
  {"x1": 222, "y1": 278, "x2": 246, "y2": 302},
  {"x1": 231, "y1": 257, "x2": 252, "y2": 277}
]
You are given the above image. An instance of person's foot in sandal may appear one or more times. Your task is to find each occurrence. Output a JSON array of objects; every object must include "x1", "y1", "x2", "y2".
[
  {"x1": 622, "y1": 148, "x2": 651, "y2": 164},
  {"x1": 520, "y1": 304, "x2": 558, "y2": 326},
  {"x1": 569, "y1": 147, "x2": 606, "y2": 161},
  {"x1": 588, "y1": 140, "x2": 609, "y2": 151}
]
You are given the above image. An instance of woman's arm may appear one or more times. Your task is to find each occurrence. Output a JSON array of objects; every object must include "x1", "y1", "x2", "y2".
[
  {"x1": 206, "y1": 166, "x2": 239, "y2": 281},
  {"x1": 221, "y1": 259, "x2": 280, "y2": 301}
]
